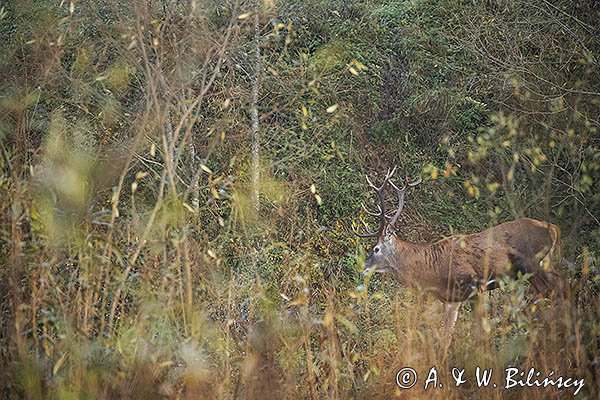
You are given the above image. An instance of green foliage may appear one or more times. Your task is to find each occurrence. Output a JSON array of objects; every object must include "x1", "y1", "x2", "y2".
[{"x1": 0, "y1": 0, "x2": 599, "y2": 398}]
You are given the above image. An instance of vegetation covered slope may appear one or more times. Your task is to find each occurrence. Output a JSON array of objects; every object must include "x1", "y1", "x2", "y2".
[{"x1": 0, "y1": 0, "x2": 598, "y2": 398}]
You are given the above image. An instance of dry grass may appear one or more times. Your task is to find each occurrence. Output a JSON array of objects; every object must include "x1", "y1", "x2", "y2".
[
  {"x1": 1, "y1": 198, "x2": 598, "y2": 399},
  {"x1": 1, "y1": 1, "x2": 598, "y2": 399}
]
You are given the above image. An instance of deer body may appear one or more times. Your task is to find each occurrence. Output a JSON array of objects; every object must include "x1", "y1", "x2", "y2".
[
  {"x1": 367, "y1": 218, "x2": 561, "y2": 303},
  {"x1": 354, "y1": 168, "x2": 562, "y2": 332}
]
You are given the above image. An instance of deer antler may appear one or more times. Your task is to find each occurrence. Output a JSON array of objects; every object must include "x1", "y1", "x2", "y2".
[
  {"x1": 352, "y1": 166, "x2": 397, "y2": 238},
  {"x1": 386, "y1": 177, "x2": 422, "y2": 230}
]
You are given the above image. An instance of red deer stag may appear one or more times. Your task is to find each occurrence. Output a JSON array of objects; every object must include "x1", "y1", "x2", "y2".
[{"x1": 353, "y1": 167, "x2": 562, "y2": 332}]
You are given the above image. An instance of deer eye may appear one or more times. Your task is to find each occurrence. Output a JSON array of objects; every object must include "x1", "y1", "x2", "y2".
[{"x1": 374, "y1": 247, "x2": 380, "y2": 253}]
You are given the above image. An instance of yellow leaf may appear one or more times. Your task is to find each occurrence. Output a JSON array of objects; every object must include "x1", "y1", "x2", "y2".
[
  {"x1": 237, "y1": 12, "x2": 252, "y2": 20},
  {"x1": 353, "y1": 60, "x2": 368, "y2": 70},
  {"x1": 289, "y1": 296, "x2": 306, "y2": 306},
  {"x1": 207, "y1": 249, "x2": 217, "y2": 258},
  {"x1": 443, "y1": 164, "x2": 454, "y2": 178},
  {"x1": 507, "y1": 168, "x2": 514, "y2": 182},
  {"x1": 487, "y1": 182, "x2": 500, "y2": 193},
  {"x1": 326, "y1": 104, "x2": 338, "y2": 113},
  {"x1": 315, "y1": 194, "x2": 322, "y2": 206},
  {"x1": 200, "y1": 164, "x2": 212, "y2": 174},
  {"x1": 30, "y1": 205, "x2": 40, "y2": 220},
  {"x1": 348, "y1": 66, "x2": 359, "y2": 76},
  {"x1": 431, "y1": 168, "x2": 438, "y2": 180},
  {"x1": 182, "y1": 202, "x2": 196, "y2": 213},
  {"x1": 53, "y1": 352, "x2": 69, "y2": 376},
  {"x1": 301, "y1": 105, "x2": 308, "y2": 117},
  {"x1": 530, "y1": 304, "x2": 537, "y2": 313},
  {"x1": 310, "y1": 184, "x2": 316, "y2": 194}
]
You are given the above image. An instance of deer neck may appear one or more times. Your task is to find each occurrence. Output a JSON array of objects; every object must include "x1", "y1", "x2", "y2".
[{"x1": 389, "y1": 237, "x2": 437, "y2": 285}]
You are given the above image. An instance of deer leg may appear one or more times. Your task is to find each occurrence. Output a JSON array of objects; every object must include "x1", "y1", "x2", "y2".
[{"x1": 444, "y1": 302, "x2": 461, "y2": 333}]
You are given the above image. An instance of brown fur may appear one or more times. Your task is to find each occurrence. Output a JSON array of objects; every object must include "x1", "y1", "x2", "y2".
[{"x1": 364, "y1": 218, "x2": 563, "y2": 330}]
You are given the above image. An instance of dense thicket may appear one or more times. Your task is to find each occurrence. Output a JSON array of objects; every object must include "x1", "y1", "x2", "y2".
[{"x1": 1, "y1": 1, "x2": 598, "y2": 398}]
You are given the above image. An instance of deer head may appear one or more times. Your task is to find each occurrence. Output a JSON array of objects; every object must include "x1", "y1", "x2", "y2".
[{"x1": 353, "y1": 167, "x2": 421, "y2": 275}]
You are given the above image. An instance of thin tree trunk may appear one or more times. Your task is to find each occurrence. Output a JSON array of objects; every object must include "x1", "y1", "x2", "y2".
[{"x1": 250, "y1": 0, "x2": 261, "y2": 215}]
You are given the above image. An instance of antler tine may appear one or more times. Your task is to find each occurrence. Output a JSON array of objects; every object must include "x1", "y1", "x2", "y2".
[
  {"x1": 353, "y1": 166, "x2": 398, "y2": 238},
  {"x1": 362, "y1": 203, "x2": 382, "y2": 217},
  {"x1": 387, "y1": 179, "x2": 406, "y2": 228},
  {"x1": 351, "y1": 224, "x2": 380, "y2": 238},
  {"x1": 385, "y1": 165, "x2": 397, "y2": 181},
  {"x1": 408, "y1": 177, "x2": 423, "y2": 187},
  {"x1": 387, "y1": 176, "x2": 422, "y2": 229},
  {"x1": 365, "y1": 166, "x2": 397, "y2": 191},
  {"x1": 364, "y1": 174, "x2": 377, "y2": 189}
]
